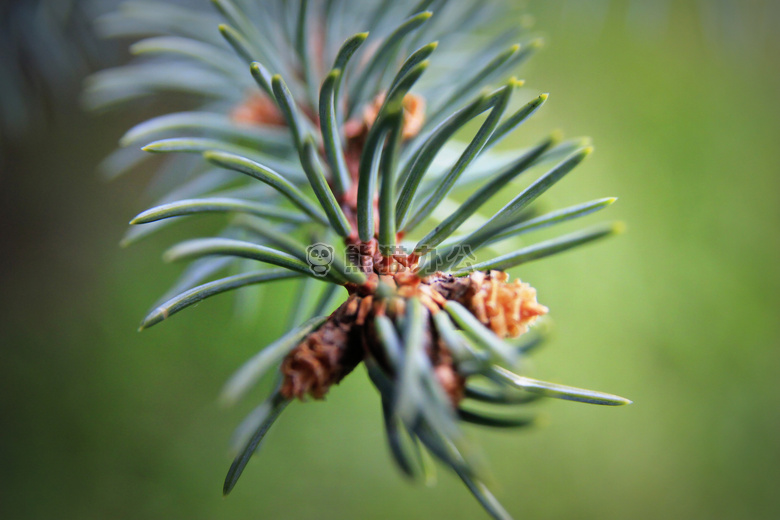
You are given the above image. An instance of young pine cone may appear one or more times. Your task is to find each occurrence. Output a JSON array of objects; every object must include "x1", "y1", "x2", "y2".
[
  {"x1": 431, "y1": 270, "x2": 549, "y2": 339},
  {"x1": 281, "y1": 270, "x2": 547, "y2": 402},
  {"x1": 280, "y1": 296, "x2": 364, "y2": 400}
]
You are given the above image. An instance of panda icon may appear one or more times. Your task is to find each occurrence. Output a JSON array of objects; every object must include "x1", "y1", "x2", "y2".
[{"x1": 306, "y1": 243, "x2": 334, "y2": 276}]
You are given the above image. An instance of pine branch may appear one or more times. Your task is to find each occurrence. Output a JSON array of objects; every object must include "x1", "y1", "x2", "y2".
[{"x1": 90, "y1": 2, "x2": 631, "y2": 518}]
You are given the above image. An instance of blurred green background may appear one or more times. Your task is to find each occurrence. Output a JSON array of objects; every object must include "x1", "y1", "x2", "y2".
[{"x1": 2, "y1": 1, "x2": 779, "y2": 519}]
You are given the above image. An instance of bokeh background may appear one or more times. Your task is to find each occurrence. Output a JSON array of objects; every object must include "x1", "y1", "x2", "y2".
[{"x1": 2, "y1": 1, "x2": 779, "y2": 519}]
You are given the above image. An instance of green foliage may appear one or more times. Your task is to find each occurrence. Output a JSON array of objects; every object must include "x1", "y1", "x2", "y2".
[
  {"x1": 89, "y1": 1, "x2": 628, "y2": 518},
  {"x1": 0, "y1": 0, "x2": 118, "y2": 141}
]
